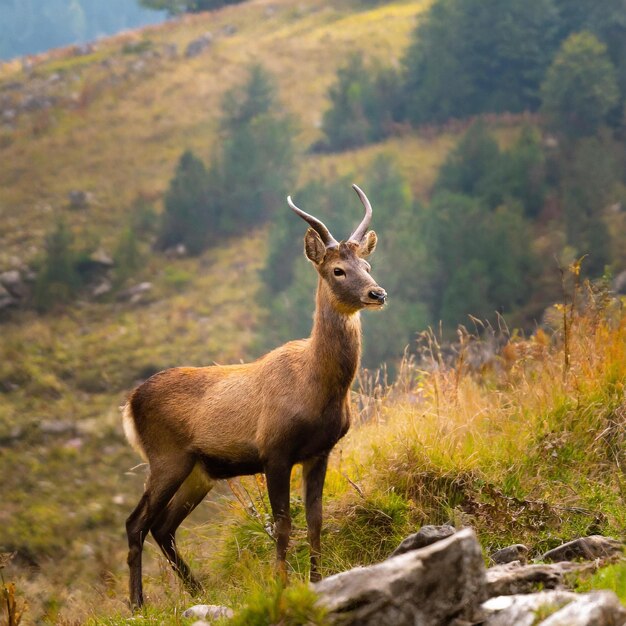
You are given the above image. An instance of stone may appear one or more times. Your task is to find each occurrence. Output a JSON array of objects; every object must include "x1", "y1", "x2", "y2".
[
  {"x1": 0, "y1": 270, "x2": 25, "y2": 298},
  {"x1": 486, "y1": 560, "x2": 596, "y2": 597},
  {"x1": 117, "y1": 282, "x2": 152, "y2": 303},
  {"x1": 314, "y1": 528, "x2": 486, "y2": 626},
  {"x1": 185, "y1": 33, "x2": 213, "y2": 58},
  {"x1": 542, "y1": 536, "x2": 624, "y2": 563},
  {"x1": 0, "y1": 269, "x2": 21, "y2": 285},
  {"x1": 89, "y1": 249, "x2": 114, "y2": 267},
  {"x1": 92, "y1": 280, "x2": 112, "y2": 297},
  {"x1": 182, "y1": 605, "x2": 234, "y2": 620},
  {"x1": 388, "y1": 524, "x2": 456, "y2": 558},
  {"x1": 68, "y1": 190, "x2": 94, "y2": 209},
  {"x1": 491, "y1": 544, "x2": 530, "y2": 565},
  {"x1": 539, "y1": 590, "x2": 626, "y2": 625},
  {"x1": 483, "y1": 590, "x2": 578, "y2": 626},
  {"x1": 613, "y1": 270, "x2": 626, "y2": 295},
  {"x1": 40, "y1": 420, "x2": 75, "y2": 436},
  {"x1": 165, "y1": 243, "x2": 187, "y2": 258}
]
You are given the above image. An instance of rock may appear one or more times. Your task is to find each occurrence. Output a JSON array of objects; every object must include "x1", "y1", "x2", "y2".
[
  {"x1": 40, "y1": 420, "x2": 76, "y2": 436},
  {"x1": 165, "y1": 243, "x2": 188, "y2": 258},
  {"x1": 486, "y1": 560, "x2": 596, "y2": 597},
  {"x1": 314, "y1": 528, "x2": 486, "y2": 626},
  {"x1": 68, "y1": 190, "x2": 94, "y2": 209},
  {"x1": 163, "y1": 43, "x2": 178, "y2": 59},
  {"x1": 388, "y1": 524, "x2": 456, "y2": 558},
  {"x1": 75, "y1": 42, "x2": 95, "y2": 55},
  {"x1": 539, "y1": 590, "x2": 626, "y2": 625},
  {"x1": 483, "y1": 590, "x2": 578, "y2": 626},
  {"x1": 182, "y1": 605, "x2": 234, "y2": 620},
  {"x1": 0, "y1": 270, "x2": 26, "y2": 298},
  {"x1": 0, "y1": 282, "x2": 19, "y2": 309},
  {"x1": 491, "y1": 544, "x2": 530, "y2": 565},
  {"x1": 89, "y1": 249, "x2": 114, "y2": 267},
  {"x1": 222, "y1": 24, "x2": 237, "y2": 36},
  {"x1": 613, "y1": 270, "x2": 626, "y2": 295},
  {"x1": 185, "y1": 33, "x2": 213, "y2": 58},
  {"x1": 117, "y1": 282, "x2": 152, "y2": 303},
  {"x1": 92, "y1": 279, "x2": 112, "y2": 297},
  {"x1": 542, "y1": 536, "x2": 624, "y2": 563}
]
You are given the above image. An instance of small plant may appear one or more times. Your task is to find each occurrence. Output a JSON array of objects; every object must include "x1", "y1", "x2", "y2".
[
  {"x1": 230, "y1": 580, "x2": 328, "y2": 626},
  {"x1": 33, "y1": 219, "x2": 83, "y2": 312},
  {"x1": 1, "y1": 553, "x2": 26, "y2": 626}
]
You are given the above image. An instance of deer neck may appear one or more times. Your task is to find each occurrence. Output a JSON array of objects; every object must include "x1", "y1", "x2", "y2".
[{"x1": 308, "y1": 279, "x2": 362, "y2": 392}]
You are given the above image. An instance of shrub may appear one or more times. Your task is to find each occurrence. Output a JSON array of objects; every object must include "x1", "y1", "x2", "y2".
[
  {"x1": 541, "y1": 32, "x2": 619, "y2": 137},
  {"x1": 33, "y1": 219, "x2": 83, "y2": 312}
]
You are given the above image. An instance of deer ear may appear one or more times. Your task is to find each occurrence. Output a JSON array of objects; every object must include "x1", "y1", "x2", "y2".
[
  {"x1": 358, "y1": 230, "x2": 377, "y2": 257},
  {"x1": 304, "y1": 228, "x2": 327, "y2": 264}
]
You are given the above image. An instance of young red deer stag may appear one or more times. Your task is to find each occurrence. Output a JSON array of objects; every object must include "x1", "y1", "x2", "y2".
[{"x1": 122, "y1": 184, "x2": 386, "y2": 608}]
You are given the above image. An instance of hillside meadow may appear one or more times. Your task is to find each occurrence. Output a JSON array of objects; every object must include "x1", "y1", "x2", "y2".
[{"x1": 0, "y1": 0, "x2": 625, "y2": 624}]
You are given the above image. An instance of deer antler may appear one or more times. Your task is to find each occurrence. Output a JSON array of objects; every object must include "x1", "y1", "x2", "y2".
[
  {"x1": 288, "y1": 196, "x2": 339, "y2": 248},
  {"x1": 349, "y1": 184, "x2": 372, "y2": 243}
]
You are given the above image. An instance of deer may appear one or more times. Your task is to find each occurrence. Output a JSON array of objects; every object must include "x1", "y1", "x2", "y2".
[{"x1": 122, "y1": 184, "x2": 387, "y2": 608}]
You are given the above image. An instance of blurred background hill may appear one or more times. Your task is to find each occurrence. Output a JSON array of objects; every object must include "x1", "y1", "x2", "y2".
[{"x1": 0, "y1": 0, "x2": 625, "y2": 622}]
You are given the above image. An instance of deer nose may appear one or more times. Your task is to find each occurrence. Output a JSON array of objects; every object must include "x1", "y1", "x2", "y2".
[{"x1": 368, "y1": 288, "x2": 387, "y2": 304}]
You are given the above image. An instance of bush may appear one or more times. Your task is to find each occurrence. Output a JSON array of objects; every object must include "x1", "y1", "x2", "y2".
[
  {"x1": 423, "y1": 192, "x2": 537, "y2": 329},
  {"x1": 541, "y1": 32, "x2": 619, "y2": 137},
  {"x1": 33, "y1": 219, "x2": 83, "y2": 312},
  {"x1": 402, "y1": 0, "x2": 560, "y2": 124},
  {"x1": 156, "y1": 149, "x2": 213, "y2": 255},
  {"x1": 210, "y1": 64, "x2": 297, "y2": 236},
  {"x1": 319, "y1": 54, "x2": 403, "y2": 152},
  {"x1": 436, "y1": 122, "x2": 547, "y2": 217}
]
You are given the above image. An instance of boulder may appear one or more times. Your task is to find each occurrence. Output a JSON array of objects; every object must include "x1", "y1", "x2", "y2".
[
  {"x1": 542, "y1": 536, "x2": 624, "y2": 563},
  {"x1": 117, "y1": 282, "x2": 152, "y2": 304},
  {"x1": 89, "y1": 249, "x2": 114, "y2": 267},
  {"x1": 539, "y1": 591, "x2": 626, "y2": 625},
  {"x1": 0, "y1": 282, "x2": 18, "y2": 309},
  {"x1": 483, "y1": 590, "x2": 626, "y2": 626},
  {"x1": 0, "y1": 270, "x2": 26, "y2": 298},
  {"x1": 491, "y1": 544, "x2": 530, "y2": 565},
  {"x1": 68, "y1": 190, "x2": 95, "y2": 209},
  {"x1": 483, "y1": 590, "x2": 578, "y2": 626},
  {"x1": 314, "y1": 528, "x2": 486, "y2": 626},
  {"x1": 389, "y1": 524, "x2": 456, "y2": 558},
  {"x1": 185, "y1": 33, "x2": 213, "y2": 58},
  {"x1": 486, "y1": 560, "x2": 595, "y2": 597},
  {"x1": 182, "y1": 605, "x2": 233, "y2": 621},
  {"x1": 614, "y1": 270, "x2": 626, "y2": 295}
]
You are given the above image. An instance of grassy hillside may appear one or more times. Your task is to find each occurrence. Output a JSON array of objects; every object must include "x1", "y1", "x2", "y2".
[
  {"x1": 1, "y1": 1, "x2": 625, "y2": 624},
  {"x1": 0, "y1": 0, "x2": 437, "y2": 265}
]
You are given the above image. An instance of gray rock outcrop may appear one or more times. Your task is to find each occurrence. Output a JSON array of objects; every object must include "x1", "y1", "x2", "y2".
[
  {"x1": 185, "y1": 33, "x2": 213, "y2": 58},
  {"x1": 490, "y1": 543, "x2": 529, "y2": 565},
  {"x1": 483, "y1": 590, "x2": 626, "y2": 626},
  {"x1": 182, "y1": 604, "x2": 233, "y2": 621},
  {"x1": 314, "y1": 527, "x2": 486, "y2": 626},
  {"x1": 388, "y1": 524, "x2": 456, "y2": 558},
  {"x1": 542, "y1": 536, "x2": 624, "y2": 563}
]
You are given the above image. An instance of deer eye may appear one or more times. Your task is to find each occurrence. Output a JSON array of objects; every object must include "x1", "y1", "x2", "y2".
[{"x1": 333, "y1": 267, "x2": 345, "y2": 277}]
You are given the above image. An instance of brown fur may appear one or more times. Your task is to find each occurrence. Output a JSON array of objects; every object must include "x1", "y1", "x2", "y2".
[{"x1": 123, "y1": 199, "x2": 386, "y2": 608}]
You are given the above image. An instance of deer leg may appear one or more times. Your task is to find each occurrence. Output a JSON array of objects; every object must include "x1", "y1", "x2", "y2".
[
  {"x1": 302, "y1": 454, "x2": 329, "y2": 582},
  {"x1": 126, "y1": 456, "x2": 194, "y2": 609},
  {"x1": 150, "y1": 464, "x2": 213, "y2": 596},
  {"x1": 265, "y1": 463, "x2": 293, "y2": 583}
]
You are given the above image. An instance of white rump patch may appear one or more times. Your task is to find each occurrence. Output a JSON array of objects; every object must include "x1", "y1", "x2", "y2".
[{"x1": 121, "y1": 402, "x2": 147, "y2": 461}]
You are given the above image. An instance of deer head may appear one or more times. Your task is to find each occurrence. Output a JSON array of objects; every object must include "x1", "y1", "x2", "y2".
[{"x1": 288, "y1": 185, "x2": 387, "y2": 315}]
